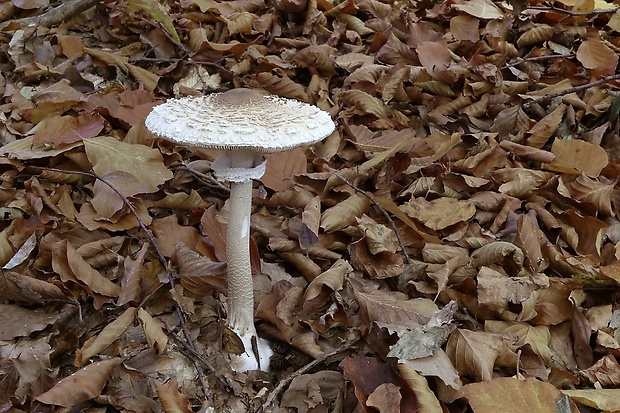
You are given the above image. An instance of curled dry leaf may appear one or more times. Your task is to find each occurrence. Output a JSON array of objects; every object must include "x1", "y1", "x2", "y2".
[
  {"x1": 517, "y1": 25, "x2": 555, "y2": 48},
  {"x1": 173, "y1": 243, "x2": 227, "y2": 297},
  {"x1": 303, "y1": 258, "x2": 350, "y2": 310},
  {"x1": 445, "y1": 329, "x2": 504, "y2": 382},
  {"x1": 397, "y1": 364, "x2": 443, "y2": 413},
  {"x1": 320, "y1": 193, "x2": 371, "y2": 232},
  {"x1": 76, "y1": 307, "x2": 138, "y2": 366},
  {"x1": 36, "y1": 358, "x2": 122, "y2": 407},
  {"x1": 156, "y1": 378, "x2": 193, "y2": 413},
  {"x1": 137, "y1": 307, "x2": 168, "y2": 354},
  {"x1": 53, "y1": 239, "x2": 121, "y2": 298},
  {"x1": 468, "y1": 241, "x2": 525, "y2": 276},
  {"x1": 0, "y1": 269, "x2": 68, "y2": 304}
]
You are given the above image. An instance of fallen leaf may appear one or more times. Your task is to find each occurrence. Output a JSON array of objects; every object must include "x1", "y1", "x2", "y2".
[{"x1": 36, "y1": 358, "x2": 122, "y2": 406}]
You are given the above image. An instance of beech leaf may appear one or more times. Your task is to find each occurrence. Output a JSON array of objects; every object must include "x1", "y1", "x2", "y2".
[{"x1": 36, "y1": 358, "x2": 122, "y2": 406}]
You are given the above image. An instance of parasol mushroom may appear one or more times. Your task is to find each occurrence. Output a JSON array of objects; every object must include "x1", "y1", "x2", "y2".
[{"x1": 145, "y1": 88, "x2": 335, "y2": 371}]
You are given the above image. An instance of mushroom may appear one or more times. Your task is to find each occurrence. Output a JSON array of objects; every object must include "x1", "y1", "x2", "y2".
[{"x1": 145, "y1": 88, "x2": 335, "y2": 371}]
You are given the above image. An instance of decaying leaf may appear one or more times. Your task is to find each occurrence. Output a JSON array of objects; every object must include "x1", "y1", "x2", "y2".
[
  {"x1": 464, "y1": 377, "x2": 580, "y2": 413},
  {"x1": 36, "y1": 358, "x2": 122, "y2": 406}
]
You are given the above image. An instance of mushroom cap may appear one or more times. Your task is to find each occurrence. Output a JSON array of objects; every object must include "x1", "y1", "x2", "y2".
[{"x1": 145, "y1": 88, "x2": 335, "y2": 153}]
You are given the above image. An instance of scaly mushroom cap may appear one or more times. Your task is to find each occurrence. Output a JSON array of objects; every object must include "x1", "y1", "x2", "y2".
[{"x1": 145, "y1": 88, "x2": 335, "y2": 152}]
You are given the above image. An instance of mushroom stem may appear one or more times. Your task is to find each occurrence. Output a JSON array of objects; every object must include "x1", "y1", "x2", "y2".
[
  {"x1": 225, "y1": 150, "x2": 273, "y2": 371},
  {"x1": 226, "y1": 179, "x2": 254, "y2": 329}
]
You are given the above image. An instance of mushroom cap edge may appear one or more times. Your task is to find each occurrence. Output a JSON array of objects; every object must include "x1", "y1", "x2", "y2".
[{"x1": 145, "y1": 89, "x2": 336, "y2": 153}]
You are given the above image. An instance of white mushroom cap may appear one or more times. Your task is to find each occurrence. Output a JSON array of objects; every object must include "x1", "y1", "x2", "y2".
[{"x1": 145, "y1": 88, "x2": 335, "y2": 152}]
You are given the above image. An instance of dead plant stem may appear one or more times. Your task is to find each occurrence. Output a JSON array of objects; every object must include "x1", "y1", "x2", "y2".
[
  {"x1": 523, "y1": 73, "x2": 620, "y2": 108},
  {"x1": 256, "y1": 342, "x2": 356, "y2": 413},
  {"x1": 24, "y1": 167, "x2": 199, "y2": 351}
]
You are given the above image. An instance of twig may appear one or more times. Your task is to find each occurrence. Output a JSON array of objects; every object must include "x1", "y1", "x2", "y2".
[
  {"x1": 256, "y1": 342, "x2": 356, "y2": 413},
  {"x1": 502, "y1": 53, "x2": 574, "y2": 70},
  {"x1": 134, "y1": 57, "x2": 234, "y2": 77},
  {"x1": 176, "y1": 344, "x2": 214, "y2": 406},
  {"x1": 523, "y1": 73, "x2": 620, "y2": 109},
  {"x1": 169, "y1": 330, "x2": 245, "y2": 397},
  {"x1": 527, "y1": 4, "x2": 620, "y2": 16},
  {"x1": 0, "y1": 0, "x2": 99, "y2": 30},
  {"x1": 335, "y1": 174, "x2": 411, "y2": 265},
  {"x1": 172, "y1": 162, "x2": 230, "y2": 193},
  {"x1": 24, "y1": 166, "x2": 198, "y2": 354}
]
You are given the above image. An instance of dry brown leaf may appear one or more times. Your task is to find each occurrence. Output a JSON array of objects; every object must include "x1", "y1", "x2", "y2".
[
  {"x1": 464, "y1": 377, "x2": 579, "y2": 413},
  {"x1": 567, "y1": 174, "x2": 614, "y2": 216},
  {"x1": 0, "y1": 270, "x2": 68, "y2": 304},
  {"x1": 400, "y1": 350, "x2": 463, "y2": 394},
  {"x1": 36, "y1": 358, "x2": 122, "y2": 406},
  {"x1": 303, "y1": 258, "x2": 350, "y2": 310},
  {"x1": 476, "y1": 266, "x2": 538, "y2": 316},
  {"x1": 137, "y1": 307, "x2": 168, "y2": 354},
  {"x1": 75, "y1": 307, "x2": 138, "y2": 366},
  {"x1": 52, "y1": 240, "x2": 120, "y2": 299},
  {"x1": 320, "y1": 193, "x2": 371, "y2": 232},
  {"x1": 397, "y1": 364, "x2": 443, "y2": 413},
  {"x1": 156, "y1": 378, "x2": 193, "y2": 413},
  {"x1": 0, "y1": 303, "x2": 60, "y2": 340},
  {"x1": 450, "y1": 15, "x2": 480, "y2": 42},
  {"x1": 351, "y1": 276, "x2": 439, "y2": 325},
  {"x1": 469, "y1": 241, "x2": 525, "y2": 276},
  {"x1": 340, "y1": 356, "x2": 419, "y2": 412},
  {"x1": 32, "y1": 113, "x2": 104, "y2": 148},
  {"x1": 517, "y1": 25, "x2": 555, "y2": 48},
  {"x1": 562, "y1": 389, "x2": 620, "y2": 411},
  {"x1": 514, "y1": 213, "x2": 546, "y2": 273},
  {"x1": 262, "y1": 148, "x2": 309, "y2": 192},
  {"x1": 253, "y1": 72, "x2": 310, "y2": 102},
  {"x1": 280, "y1": 371, "x2": 344, "y2": 413},
  {"x1": 84, "y1": 137, "x2": 173, "y2": 194},
  {"x1": 366, "y1": 382, "x2": 402, "y2": 413},
  {"x1": 445, "y1": 329, "x2": 504, "y2": 382},
  {"x1": 453, "y1": 0, "x2": 504, "y2": 19},
  {"x1": 402, "y1": 197, "x2": 476, "y2": 231},
  {"x1": 490, "y1": 106, "x2": 533, "y2": 137},
  {"x1": 544, "y1": 138, "x2": 608, "y2": 177},
  {"x1": 576, "y1": 39, "x2": 619, "y2": 73}
]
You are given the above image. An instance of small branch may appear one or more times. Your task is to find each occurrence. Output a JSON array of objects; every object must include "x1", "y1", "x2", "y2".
[
  {"x1": 0, "y1": 0, "x2": 99, "y2": 30},
  {"x1": 502, "y1": 53, "x2": 574, "y2": 70},
  {"x1": 336, "y1": 174, "x2": 411, "y2": 265},
  {"x1": 335, "y1": 174, "x2": 411, "y2": 265},
  {"x1": 523, "y1": 73, "x2": 620, "y2": 109},
  {"x1": 172, "y1": 162, "x2": 230, "y2": 193},
  {"x1": 134, "y1": 57, "x2": 234, "y2": 77},
  {"x1": 256, "y1": 341, "x2": 356, "y2": 413},
  {"x1": 24, "y1": 165, "x2": 198, "y2": 358},
  {"x1": 169, "y1": 329, "x2": 245, "y2": 399}
]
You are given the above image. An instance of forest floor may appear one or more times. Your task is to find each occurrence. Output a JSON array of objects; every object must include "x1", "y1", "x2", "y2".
[{"x1": 1, "y1": 0, "x2": 620, "y2": 411}]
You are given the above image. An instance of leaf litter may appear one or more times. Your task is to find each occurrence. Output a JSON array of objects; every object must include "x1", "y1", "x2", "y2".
[{"x1": 1, "y1": 0, "x2": 620, "y2": 411}]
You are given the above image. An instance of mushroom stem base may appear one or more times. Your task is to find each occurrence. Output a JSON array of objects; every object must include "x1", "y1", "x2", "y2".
[{"x1": 229, "y1": 326, "x2": 274, "y2": 372}]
